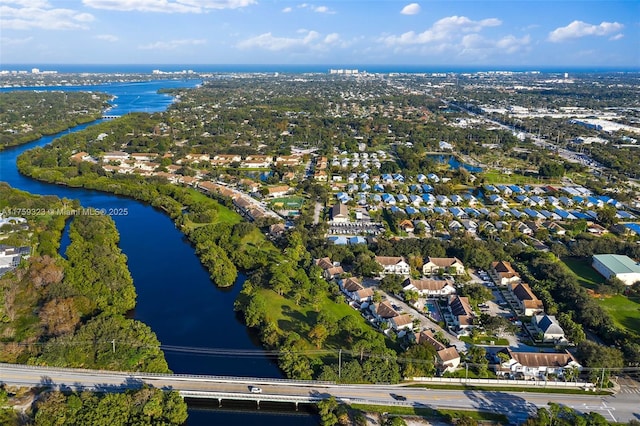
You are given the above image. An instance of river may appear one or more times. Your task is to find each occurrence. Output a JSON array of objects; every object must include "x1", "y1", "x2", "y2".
[{"x1": 0, "y1": 80, "x2": 318, "y2": 425}]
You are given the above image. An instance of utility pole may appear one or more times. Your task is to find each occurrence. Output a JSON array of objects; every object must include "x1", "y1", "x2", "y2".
[
  {"x1": 338, "y1": 349, "x2": 342, "y2": 380},
  {"x1": 465, "y1": 362, "x2": 469, "y2": 383},
  {"x1": 600, "y1": 367, "x2": 606, "y2": 391},
  {"x1": 111, "y1": 339, "x2": 116, "y2": 354}
]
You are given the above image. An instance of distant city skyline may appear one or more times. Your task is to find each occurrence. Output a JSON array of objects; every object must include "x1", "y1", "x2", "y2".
[{"x1": 1, "y1": 0, "x2": 638, "y2": 68}]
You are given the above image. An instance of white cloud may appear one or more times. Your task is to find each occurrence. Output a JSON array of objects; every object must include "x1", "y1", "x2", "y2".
[
  {"x1": 139, "y1": 38, "x2": 206, "y2": 49},
  {"x1": 95, "y1": 34, "x2": 119, "y2": 42},
  {"x1": 0, "y1": 3, "x2": 95, "y2": 30},
  {"x1": 0, "y1": 0, "x2": 51, "y2": 7},
  {"x1": 609, "y1": 33, "x2": 624, "y2": 41},
  {"x1": 548, "y1": 20, "x2": 624, "y2": 42},
  {"x1": 282, "y1": 6, "x2": 292, "y2": 13},
  {"x1": 0, "y1": 35, "x2": 33, "y2": 46},
  {"x1": 324, "y1": 33, "x2": 340, "y2": 44},
  {"x1": 82, "y1": 0, "x2": 255, "y2": 13},
  {"x1": 378, "y1": 15, "x2": 530, "y2": 60},
  {"x1": 237, "y1": 30, "x2": 346, "y2": 51},
  {"x1": 400, "y1": 3, "x2": 420, "y2": 16},
  {"x1": 296, "y1": 3, "x2": 334, "y2": 14},
  {"x1": 381, "y1": 15, "x2": 501, "y2": 46}
]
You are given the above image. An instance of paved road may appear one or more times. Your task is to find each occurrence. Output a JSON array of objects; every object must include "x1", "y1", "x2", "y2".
[
  {"x1": 2, "y1": 364, "x2": 637, "y2": 424},
  {"x1": 381, "y1": 292, "x2": 467, "y2": 352}
]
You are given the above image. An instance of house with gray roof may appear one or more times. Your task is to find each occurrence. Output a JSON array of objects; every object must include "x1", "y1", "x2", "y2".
[{"x1": 531, "y1": 314, "x2": 566, "y2": 343}]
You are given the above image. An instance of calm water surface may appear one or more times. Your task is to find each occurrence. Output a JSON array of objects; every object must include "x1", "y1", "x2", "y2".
[{"x1": 0, "y1": 80, "x2": 318, "y2": 424}]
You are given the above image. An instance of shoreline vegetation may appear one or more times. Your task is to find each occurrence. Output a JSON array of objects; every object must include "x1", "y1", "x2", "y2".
[
  {"x1": 0, "y1": 91, "x2": 111, "y2": 151},
  {"x1": 0, "y1": 184, "x2": 187, "y2": 425}
]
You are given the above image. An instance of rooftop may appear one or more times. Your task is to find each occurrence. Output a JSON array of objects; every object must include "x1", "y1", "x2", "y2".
[{"x1": 593, "y1": 254, "x2": 640, "y2": 274}]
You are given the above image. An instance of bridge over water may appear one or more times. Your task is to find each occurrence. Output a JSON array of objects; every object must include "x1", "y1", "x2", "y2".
[{"x1": 1, "y1": 363, "x2": 632, "y2": 423}]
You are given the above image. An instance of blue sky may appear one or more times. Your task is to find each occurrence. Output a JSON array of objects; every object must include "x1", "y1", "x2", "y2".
[{"x1": 1, "y1": 0, "x2": 638, "y2": 68}]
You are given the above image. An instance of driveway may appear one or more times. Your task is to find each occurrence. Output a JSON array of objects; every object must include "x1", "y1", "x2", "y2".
[{"x1": 381, "y1": 291, "x2": 467, "y2": 352}]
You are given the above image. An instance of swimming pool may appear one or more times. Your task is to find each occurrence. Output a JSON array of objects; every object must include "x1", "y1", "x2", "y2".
[{"x1": 425, "y1": 300, "x2": 442, "y2": 322}]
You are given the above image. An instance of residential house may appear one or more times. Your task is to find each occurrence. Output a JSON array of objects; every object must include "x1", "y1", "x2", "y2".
[
  {"x1": 269, "y1": 223, "x2": 286, "y2": 238},
  {"x1": 375, "y1": 256, "x2": 410, "y2": 276},
  {"x1": 340, "y1": 277, "x2": 374, "y2": 303},
  {"x1": 0, "y1": 245, "x2": 31, "y2": 277},
  {"x1": 422, "y1": 257, "x2": 465, "y2": 276},
  {"x1": 314, "y1": 257, "x2": 344, "y2": 281},
  {"x1": 509, "y1": 282, "x2": 544, "y2": 316},
  {"x1": 389, "y1": 314, "x2": 414, "y2": 331},
  {"x1": 448, "y1": 220, "x2": 464, "y2": 233},
  {"x1": 531, "y1": 314, "x2": 566, "y2": 343},
  {"x1": 102, "y1": 151, "x2": 130, "y2": 162},
  {"x1": 586, "y1": 222, "x2": 607, "y2": 235},
  {"x1": 447, "y1": 295, "x2": 474, "y2": 330},
  {"x1": 461, "y1": 219, "x2": 478, "y2": 234},
  {"x1": 436, "y1": 195, "x2": 451, "y2": 206},
  {"x1": 490, "y1": 261, "x2": 521, "y2": 286},
  {"x1": 543, "y1": 221, "x2": 566, "y2": 236},
  {"x1": 415, "y1": 330, "x2": 461, "y2": 373},
  {"x1": 265, "y1": 185, "x2": 291, "y2": 198},
  {"x1": 398, "y1": 219, "x2": 415, "y2": 233},
  {"x1": 69, "y1": 151, "x2": 93, "y2": 163},
  {"x1": 331, "y1": 203, "x2": 349, "y2": 223},
  {"x1": 369, "y1": 300, "x2": 400, "y2": 321},
  {"x1": 402, "y1": 278, "x2": 456, "y2": 298},
  {"x1": 499, "y1": 349, "x2": 581, "y2": 379}
]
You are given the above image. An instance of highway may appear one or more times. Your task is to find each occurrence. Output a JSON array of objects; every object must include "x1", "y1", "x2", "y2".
[{"x1": 2, "y1": 363, "x2": 638, "y2": 423}]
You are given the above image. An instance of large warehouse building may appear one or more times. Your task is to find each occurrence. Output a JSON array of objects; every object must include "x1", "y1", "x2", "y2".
[{"x1": 592, "y1": 254, "x2": 640, "y2": 286}]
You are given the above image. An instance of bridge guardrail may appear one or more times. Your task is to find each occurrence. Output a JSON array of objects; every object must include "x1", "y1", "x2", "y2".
[{"x1": 0, "y1": 363, "x2": 335, "y2": 386}]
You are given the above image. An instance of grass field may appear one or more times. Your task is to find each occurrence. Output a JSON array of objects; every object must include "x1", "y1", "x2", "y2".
[
  {"x1": 258, "y1": 287, "x2": 374, "y2": 354},
  {"x1": 599, "y1": 295, "x2": 640, "y2": 337},
  {"x1": 562, "y1": 257, "x2": 640, "y2": 337},
  {"x1": 562, "y1": 257, "x2": 605, "y2": 290},
  {"x1": 186, "y1": 189, "x2": 241, "y2": 224}
]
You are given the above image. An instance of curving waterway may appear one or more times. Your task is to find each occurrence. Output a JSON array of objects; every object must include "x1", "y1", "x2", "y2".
[{"x1": 0, "y1": 80, "x2": 318, "y2": 425}]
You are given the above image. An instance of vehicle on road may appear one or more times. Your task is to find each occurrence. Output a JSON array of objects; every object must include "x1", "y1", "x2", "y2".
[
  {"x1": 250, "y1": 386, "x2": 262, "y2": 393},
  {"x1": 390, "y1": 393, "x2": 407, "y2": 401}
]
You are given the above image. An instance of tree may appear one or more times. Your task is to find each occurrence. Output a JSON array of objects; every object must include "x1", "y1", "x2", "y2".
[
  {"x1": 244, "y1": 296, "x2": 267, "y2": 328},
  {"x1": 402, "y1": 343, "x2": 436, "y2": 378},
  {"x1": 596, "y1": 205, "x2": 618, "y2": 227},
  {"x1": 309, "y1": 324, "x2": 329, "y2": 348},
  {"x1": 279, "y1": 347, "x2": 313, "y2": 380},
  {"x1": 317, "y1": 397, "x2": 339, "y2": 426},
  {"x1": 338, "y1": 315, "x2": 362, "y2": 343},
  {"x1": 466, "y1": 345, "x2": 488, "y2": 377},
  {"x1": 380, "y1": 274, "x2": 404, "y2": 295},
  {"x1": 403, "y1": 289, "x2": 419, "y2": 304},
  {"x1": 539, "y1": 161, "x2": 564, "y2": 178}
]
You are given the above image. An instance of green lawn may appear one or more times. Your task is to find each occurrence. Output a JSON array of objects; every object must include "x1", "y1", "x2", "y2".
[
  {"x1": 186, "y1": 189, "x2": 241, "y2": 224},
  {"x1": 561, "y1": 257, "x2": 606, "y2": 290},
  {"x1": 481, "y1": 170, "x2": 548, "y2": 185},
  {"x1": 599, "y1": 295, "x2": 640, "y2": 338},
  {"x1": 258, "y1": 288, "x2": 373, "y2": 354},
  {"x1": 460, "y1": 336, "x2": 510, "y2": 346}
]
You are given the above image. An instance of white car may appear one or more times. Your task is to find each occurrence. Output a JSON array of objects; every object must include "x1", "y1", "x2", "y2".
[{"x1": 250, "y1": 386, "x2": 262, "y2": 393}]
